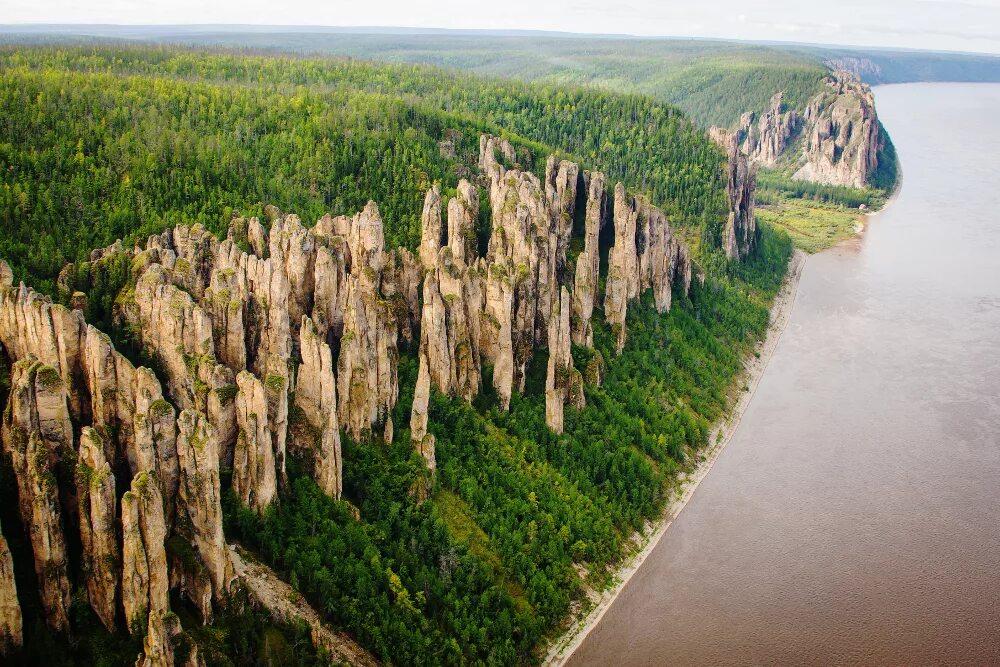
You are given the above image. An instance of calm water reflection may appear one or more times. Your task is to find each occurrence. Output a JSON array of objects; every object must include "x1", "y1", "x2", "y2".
[{"x1": 569, "y1": 83, "x2": 1000, "y2": 666}]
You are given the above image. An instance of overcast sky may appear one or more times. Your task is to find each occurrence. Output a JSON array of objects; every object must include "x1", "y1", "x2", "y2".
[{"x1": 4, "y1": 0, "x2": 1000, "y2": 54}]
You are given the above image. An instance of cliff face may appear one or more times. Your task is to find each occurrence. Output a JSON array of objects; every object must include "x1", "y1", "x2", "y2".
[
  {"x1": 0, "y1": 130, "x2": 703, "y2": 659},
  {"x1": 792, "y1": 72, "x2": 881, "y2": 188},
  {"x1": 409, "y1": 135, "x2": 693, "y2": 454},
  {"x1": 710, "y1": 71, "x2": 882, "y2": 189},
  {"x1": 722, "y1": 143, "x2": 758, "y2": 260}
]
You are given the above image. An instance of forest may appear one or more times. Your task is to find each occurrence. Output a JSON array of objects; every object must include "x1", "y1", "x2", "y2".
[{"x1": 0, "y1": 44, "x2": 792, "y2": 665}]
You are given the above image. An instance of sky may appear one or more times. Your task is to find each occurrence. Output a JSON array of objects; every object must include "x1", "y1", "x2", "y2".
[{"x1": 4, "y1": 0, "x2": 1000, "y2": 54}]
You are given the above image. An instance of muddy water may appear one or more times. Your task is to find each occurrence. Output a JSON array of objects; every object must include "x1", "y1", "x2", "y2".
[{"x1": 568, "y1": 83, "x2": 1000, "y2": 665}]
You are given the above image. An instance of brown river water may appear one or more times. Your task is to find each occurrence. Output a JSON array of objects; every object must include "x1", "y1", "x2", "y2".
[{"x1": 567, "y1": 83, "x2": 1000, "y2": 665}]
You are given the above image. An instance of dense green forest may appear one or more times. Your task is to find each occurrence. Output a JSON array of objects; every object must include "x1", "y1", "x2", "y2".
[
  {"x1": 0, "y1": 44, "x2": 793, "y2": 665},
  {"x1": 0, "y1": 45, "x2": 728, "y2": 293}
]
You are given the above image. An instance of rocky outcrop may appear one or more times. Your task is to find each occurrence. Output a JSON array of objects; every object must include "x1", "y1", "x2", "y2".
[
  {"x1": 294, "y1": 316, "x2": 343, "y2": 499},
  {"x1": 604, "y1": 184, "x2": 639, "y2": 354},
  {"x1": 175, "y1": 409, "x2": 229, "y2": 606},
  {"x1": 121, "y1": 471, "x2": 169, "y2": 635},
  {"x1": 1, "y1": 358, "x2": 72, "y2": 633},
  {"x1": 479, "y1": 134, "x2": 516, "y2": 180},
  {"x1": 545, "y1": 156, "x2": 580, "y2": 283},
  {"x1": 0, "y1": 520, "x2": 22, "y2": 654},
  {"x1": 793, "y1": 72, "x2": 881, "y2": 188},
  {"x1": 419, "y1": 185, "x2": 444, "y2": 269},
  {"x1": 76, "y1": 427, "x2": 119, "y2": 632},
  {"x1": 571, "y1": 172, "x2": 606, "y2": 347},
  {"x1": 233, "y1": 371, "x2": 279, "y2": 513},
  {"x1": 447, "y1": 180, "x2": 479, "y2": 266},
  {"x1": 722, "y1": 143, "x2": 758, "y2": 260},
  {"x1": 545, "y1": 287, "x2": 583, "y2": 434},
  {"x1": 710, "y1": 72, "x2": 881, "y2": 190},
  {"x1": 711, "y1": 93, "x2": 799, "y2": 168}
]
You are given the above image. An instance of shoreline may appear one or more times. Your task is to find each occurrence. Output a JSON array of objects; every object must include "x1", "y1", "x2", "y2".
[{"x1": 543, "y1": 248, "x2": 807, "y2": 666}]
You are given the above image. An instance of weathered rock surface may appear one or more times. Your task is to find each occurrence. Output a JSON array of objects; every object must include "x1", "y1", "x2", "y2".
[
  {"x1": 419, "y1": 185, "x2": 444, "y2": 269},
  {"x1": 175, "y1": 410, "x2": 229, "y2": 605},
  {"x1": 793, "y1": 72, "x2": 881, "y2": 188},
  {"x1": 710, "y1": 71, "x2": 881, "y2": 190},
  {"x1": 722, "y1": 143, "x2": 758, "y2": 260},
  {"x1": 545, "y1": 287, "x2": 583, "y2": 434},
  {"x1": 447, "y1": 180, "x2": 479, "y2": 266},
  {"x1": 571, "y1": 171, "x2": 606, "y2": 347},
  {"x1": 294, "y1": 316, "x2": 343, "y2": 499},
  {"x1": 233, "y1": 371, "x2": 279, "y2": 513},
  {"x1": 605, "y1": 183, "x2": 639, "y2": 354},
  {"x1": 76, "y1": 427, "x2": 120, "y2": 632},
  {"x1": 1, "y1": 358, "x2": 72, "y2": 633},
  {"x1": 121, "y1": 471, "x2": 169, "y2": 635},
  {"x1": 0, "y1": 520, "x2": 23, "y2": 654}
]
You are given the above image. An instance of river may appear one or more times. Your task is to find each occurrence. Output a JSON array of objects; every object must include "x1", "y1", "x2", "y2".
[{"x1": 567, "y1": 83, "x2": 1000, "y2": 665}]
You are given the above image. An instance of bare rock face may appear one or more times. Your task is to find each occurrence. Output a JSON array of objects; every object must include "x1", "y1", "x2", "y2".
[
  {"x1": 0, "y1": 519, "x2": 23, "y2": 654},
  {"x1": 269, "y1": 214, "x2": 316, "y2": 331},
  {"x1": 487, "y1": 169, "x2": 552, "y2": 385},
  {"x1": 121, "y1": 471, "x2": 169, "y2": 635},
  {"x1": 133, "y1": 264, "x2": 217, "y2": 408},
  {"x1": 447, "y1": 180, "x2": 479, "y2": 266},
  {"x1": 294, "y1": 317, "x2": 343, "y2": 499},
  {"x1": 337, "y1": 273, "x2": 398, "y2": 444},
  {"x1": 175, "y1": 410, "x2": 229, "y2": 605},
  {"x1": 419, "y1": 185, "x2": 444, "y2": 269},
  {"x1": 571, "y1": 172, "x2": 606, "y2": 347},
  {"x1": 605, "y1": 183, "x2": 638, "y2": 354},
  {"x1": 233, "y1": 371, "x2": 278, "y2": 513},
  {"x1": 479, "y1": 134, "x2": 517, "y2": 180},
  {"x1": 311, "y1": 235, "x2": 350, "y2": 345},
  {"x1": 138, "y1": 608, "x2": 178, "y2": 667},
  {"x1": 131, "y1": 367, "x2": 179, "y2": 506},
  {"x1": 202, "y1": 266, "x2": 246, "y2": 372},
  {"x1": 545, "y1": 287, "x2": 582, "y2": 434},
  {"x1": 409, "y1": 353, "x2": 435, "y2": 475},
  {"x1": 722, "y1": 143, "x2": 758, "y2": 260},
  {"x1": 793, "y1": 72, "x2": 881, "y2": 188},
  {"x1": 545, "y1": 156, "x2": 580, "y2": 283},
  {"x1": 169, "y1": 225, "x2": 219, "y2": 299},
  {"x1": 76, "y1": 427, "x2": 120, "y2": 632},
  {"x1": 212, "y1": 239, "x2": 292, "y2": 383},
  {"x1": 711, "y1": 93, "x2": 799, "y2": 168},
  {"x1": 0, "y1": 260, "x2": 12, "y2": 288},
  {"x1": 1, "y1": 358, "x2": 72, "y2": 633},
  {"x1": 482, "y1": 260, "x2": 515, "y2": 409}
]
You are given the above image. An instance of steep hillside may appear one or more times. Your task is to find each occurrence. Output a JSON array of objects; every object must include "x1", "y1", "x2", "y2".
[{"x1": 0, "y1": 45, "x2": 790, "y2": 665}]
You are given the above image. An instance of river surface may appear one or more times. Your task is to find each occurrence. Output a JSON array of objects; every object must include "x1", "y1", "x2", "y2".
[{"x1": 568, "y1": 83, "x2": 1000, "y2": 665}]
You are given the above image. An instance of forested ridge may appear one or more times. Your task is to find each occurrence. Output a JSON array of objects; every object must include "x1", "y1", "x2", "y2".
[
  {"x1": 0, "y1": 44, "x2": 728, "y2": 294},
  {"x1": 0, "y1": 44, "x2": 792, "y2": 665}
]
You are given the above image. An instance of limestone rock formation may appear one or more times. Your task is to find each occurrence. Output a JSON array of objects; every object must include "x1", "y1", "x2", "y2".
[
  {"x1": 233, "y1": 371, "x2": 279, "y2": 513},
  {"x1": 479, "y1": 134, "x2": 517, "y2": 180},
  {"x1": 121, "y1": 471, "x2": 169, "y2": 635},
  {"x1": 571, "y1": 172, "x2": 606, "y2": 347},
  {"x1": 545, "y1": 156, "x2": 580, "y2": 283},
  {"x1": 0, "y1": 520, "x2": 22, "y2": 654},
  {"x1": 545, "y1": 287, "x2": 583, "y2": 434},
  {"x1": 409, "y1": 353, "x2": 435, "y2": 475},
  {"x1": 447, "y1": 180, "x2": 479, "y2": 266},
  {"x1": 605, "y1": 183, "x2": 638, "y2": 354},
  {"x1": 175, "y1": 410, "x2": 229, "y2": 606},
  {"x1": 710, "y1": 93, "x2": 799, "y2": 168},
  {"x1": 294, "y1": 316, "x2": 343, "y2": 499},
  {"x1": 709, "y1": 72, "x2": 881, "y2": 190},
  {"x1": 722, "y1": 143, "x2": 758, "y2": 260},
  {"x1": 76, "y1": 427, "x2": 120, "y2": 632},
  {"x1": 1, "y1": 358, "x2": 72, "y2": 633},
  {"x1": 793, "y1": 72, "x2": 881, "y2": 188},
  {"x1": 419, "y1": 185, "x2": 444, "y2": 269}
]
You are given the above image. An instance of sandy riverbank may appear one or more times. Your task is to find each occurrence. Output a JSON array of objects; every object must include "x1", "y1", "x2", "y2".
[{"x1": 543, "y1": 248, "x2": 807, "y2": 666}]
